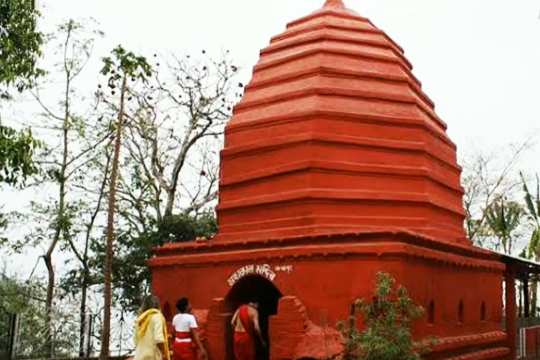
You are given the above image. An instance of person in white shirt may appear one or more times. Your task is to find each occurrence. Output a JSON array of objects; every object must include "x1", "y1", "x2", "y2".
[{"x1": 171, "y1": 297, "x2": 208, "y2": 360}]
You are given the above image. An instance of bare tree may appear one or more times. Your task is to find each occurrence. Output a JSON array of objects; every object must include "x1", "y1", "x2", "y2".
[
  {"x1": 520, "y1": 172, "x2": 540, "y2": 316},
  {"x1": 461, "y1": 139, "x2": 533, "y2": 247},
  {"x1": 29, "y1": 19, "x2": 108, "y2": 357},
  {"x1": 86, "y1": 52, "x2": 239, "y2": 313},
  {"x1": 122, "y1": 52, "x2": 239, "y2": 222},
  {"x1": 62, "y1": 146, "x2": 112, "y2": 357}
]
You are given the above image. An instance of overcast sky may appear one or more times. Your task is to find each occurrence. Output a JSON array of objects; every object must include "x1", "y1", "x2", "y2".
[
  {"x1": 38, "y1": 0, "x2": 540, "y2": 150},
  {"x1": 5, "y1": 0, "x2": 540, "y2": 277}
]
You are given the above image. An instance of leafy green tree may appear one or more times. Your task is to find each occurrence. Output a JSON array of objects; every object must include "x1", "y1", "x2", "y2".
[
  {"x1": 90, "y1": 51, "x2": 238, "y2": 313},
  {"x1": 484, "y1": 197, "x2": 524, "y2": 254},
  {"x1": 12, "y1": 19, "x2": 108, "y2": 357},
  {"x1": 0, "y1": 0, "x2": 43, "y2": 99},
  {"x1": 0, "y1": 123, "x2": 40, "y2": 248},
  {"x1": 0, "y1": 272, "x2": 47, "y2": 357},
  {"x1": 156, "y1": 212, "x2": 218, "y2": 243},
  {"x1": 521, "y1": 173, "x2": 540, "y2": 258},
  {"x1": 0, "y1": 271, "x2": 78, "y2": 358},
  {"x1": 0, "y1": 0, "x2": 42, "y2": 186},
  {"x1": 0, "y1": 125, "x2": 39, "y2": 185},
  {"x1": 521, "y1": 172, "x2": 540, "y2": 316},
  {"x1": 340, "y1": 272, "x2": 428, "y2": 360},
  {"x1": 90, "y1": 211, "x2": 217, "y2": 312}
]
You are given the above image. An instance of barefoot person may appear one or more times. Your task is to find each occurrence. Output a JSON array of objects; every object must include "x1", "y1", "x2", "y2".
[
  {"x1": 134, "y1": 295, "x2": 170, "y2": 360},
  {"x1": 231, "y1": 301, "x2": 265, "y2": 360},
  {"x1": 172, "y1": 297, "x2": 208, "y2": 360}
]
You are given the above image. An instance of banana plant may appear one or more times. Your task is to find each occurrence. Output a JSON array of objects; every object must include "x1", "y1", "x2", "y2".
[
  {"x1": 484, "y1": 197, "x2": 524, "y2": 255},
  {"x1": 520, "y1": 172, "x2": 540, "y2": 317},
  {"x1": 520, "y1": 172, "x2": 540, "y2": 259}
]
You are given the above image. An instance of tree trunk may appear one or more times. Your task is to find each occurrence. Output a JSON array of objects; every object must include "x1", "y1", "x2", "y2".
[
  {"x1": 100, "y1": 76, "x2": 127, "y2": 360},
  {"x1": 79, "y1": 269, "x2": 89, "y2": 357},
  {"x1": 43, "y1": 86, "x2": 69, "y2": 356},
  {"x1": 43, "y1": 252, "x2": 55, "y2": 358},
  {"x1": 164, "y1": 189, "x2": 175, "y2": 218},
  {"x1": 80, "y1": 149, "x2": 110, "y2": 357}
]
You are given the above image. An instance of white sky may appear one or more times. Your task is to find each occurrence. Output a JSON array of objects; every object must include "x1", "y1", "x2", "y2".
[
  {"x1": 4, "y1": 0, "x2": 540, "y2": 277},
  {"x1": 40, "y1": 0, "x2": 540, "y2": 167},
  {"x1": 38, "y1": 0, "x2": 540, "y2": 150}
]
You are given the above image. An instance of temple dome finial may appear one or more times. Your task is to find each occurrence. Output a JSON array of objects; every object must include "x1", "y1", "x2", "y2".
[{"x1": 323, "y1": 0, "x2": 345, "y2": 8}]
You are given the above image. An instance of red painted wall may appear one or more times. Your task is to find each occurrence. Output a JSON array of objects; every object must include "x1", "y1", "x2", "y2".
[{"x1": 151, "y1": 232, "x2": 507, "y2": 358}]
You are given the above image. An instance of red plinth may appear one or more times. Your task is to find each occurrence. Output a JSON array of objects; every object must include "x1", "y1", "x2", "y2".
[{"x1": 150, "y1": 1, "x2": 510, "y2": 359}]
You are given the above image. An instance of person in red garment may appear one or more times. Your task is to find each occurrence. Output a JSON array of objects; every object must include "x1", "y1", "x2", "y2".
[
  {"x1": 171, "y1": 297, "x2": 208, "y2": 360},
  {"x1": 231, "y1": 301, "x2": 266, "y2": 360}
]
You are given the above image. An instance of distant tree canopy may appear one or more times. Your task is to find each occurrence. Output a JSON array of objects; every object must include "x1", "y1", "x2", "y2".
[
  {"x1": 0, "y1": 0, "x2": 43, "y2": 99},
  {"x1": 0, "y1": 273, "x2": 45, "y2": 356},
  {"x1": 0, "y1": 125, "x2": 40, "y2": 186},
  {"x1": 0, "y1": 272, "x2": 79, "y2": 358},
  {"x1": 157, "y1": 212, "x2": 218, "y2": 243},
  {"x1": 115, "y1": 212, "x2": 217, "y2": 310},
  {"x1": 82, "y1": 212, "x2": 218, "y2": 312},
  {"x1": 0, "y1": 0, "x2": 42, "y2": 186}
]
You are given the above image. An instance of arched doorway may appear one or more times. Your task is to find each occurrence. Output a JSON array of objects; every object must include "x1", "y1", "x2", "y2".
[{"x1": 224, "y1": 275, "x2": 282, "y2": 360}]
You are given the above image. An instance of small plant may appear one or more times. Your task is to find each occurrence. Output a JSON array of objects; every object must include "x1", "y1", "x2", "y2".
[{"x1": 339, "y1": 272, "x2": 432, "y2": 360}]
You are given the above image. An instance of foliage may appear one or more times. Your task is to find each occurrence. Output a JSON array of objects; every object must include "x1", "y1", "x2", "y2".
[
  {"x1": 2, "y1": 19, "x2": 109, "y2": 358},
  {"x1": 0, "y1": 273, "x2": 46, "y2": 358},
  {"x1": 521, "y1": 173, "x2": 540, "y2": 258},
  {"x1": 101, "y1": 46, "x2": 152, "y2": 82},
  {"x1": 0, "y1": 0, "x2": 44, "y2": 99},
  {"x1": 98, "y1": 44, "x2": 153, "y2": 360},
  {"x1": 93, "y1": 50, "x2": 238, "y2": 312},
  {"x1": 89, "y1": 211, "x2": 217, "y2": 312},
  {"x1": 484, "y1": 197, "x2": 523, "y2": 254},
  {"x1": 2, "y1": 16, "x2": 239, "y2": 354},
  {"x1": 157, "y1": 212, "x2": 218, "y2": 242},
  {"x1": 461, "y1": 140, "x2": 531, "y2": 247},
  {"x1": 0, "y1": 125, "x2": 40, "y2": 239},
  {"x1": 0, "y1": 0, "x2": 42, "y2": 236},
  {"x1": 0, "y1": 125, "x2": 39, "y2": 186},
  {"x1": 520, "y1": 172, "x2": 540, "y2": 317},
  {"x1": 339, "y1": 272, "x2": 429, "y2": 360},
  {"x1": 0, "y1": 272, "x2": 78, "y2": 358}
]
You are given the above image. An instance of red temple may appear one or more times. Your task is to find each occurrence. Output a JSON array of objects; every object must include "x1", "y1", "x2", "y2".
[{"x1": 150, "y1": 1, "x2": 514, "y2": 358}]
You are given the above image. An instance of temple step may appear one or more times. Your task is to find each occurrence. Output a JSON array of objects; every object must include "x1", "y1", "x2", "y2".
[{"x1": 443, "y1": 347, "x2": 511, "y2": 360}]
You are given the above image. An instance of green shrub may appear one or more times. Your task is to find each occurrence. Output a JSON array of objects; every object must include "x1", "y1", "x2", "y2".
[{"x1": 339, "y1": 272, "x2": 432, "y2": 360}]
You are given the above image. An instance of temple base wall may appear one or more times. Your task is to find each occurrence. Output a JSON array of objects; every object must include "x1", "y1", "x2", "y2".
[{"x1": 150, "y1": 232, "x2": 509, "y2": 359}]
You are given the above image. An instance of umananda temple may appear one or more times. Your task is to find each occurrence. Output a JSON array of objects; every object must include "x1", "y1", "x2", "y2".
[{"x1": 150, "y1": 1, "x2": 534, "y2": 359}]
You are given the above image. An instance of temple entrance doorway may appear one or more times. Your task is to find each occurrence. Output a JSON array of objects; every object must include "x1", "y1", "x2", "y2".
[{"x1": 224, "y1": 275, "x2": 282, "y2": 360}]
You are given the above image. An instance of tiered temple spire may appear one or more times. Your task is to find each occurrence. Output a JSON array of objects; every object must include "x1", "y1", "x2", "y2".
[{"x1": 323, "y1": 0, "x2": 345, "y2": 8}]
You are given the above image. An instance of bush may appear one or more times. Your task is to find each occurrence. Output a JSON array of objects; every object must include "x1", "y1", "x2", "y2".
[{"x1": 339, "y1": 272, "x2": 432, "y2": 360}]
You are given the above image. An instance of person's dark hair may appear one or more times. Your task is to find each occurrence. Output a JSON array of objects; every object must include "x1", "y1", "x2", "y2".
[
  {"x1": 176, "y1": 297, "x2": 189, "y2": 313},
  {"x1": 140, "y1": 295, "x2": 160, "y2": 313}
]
